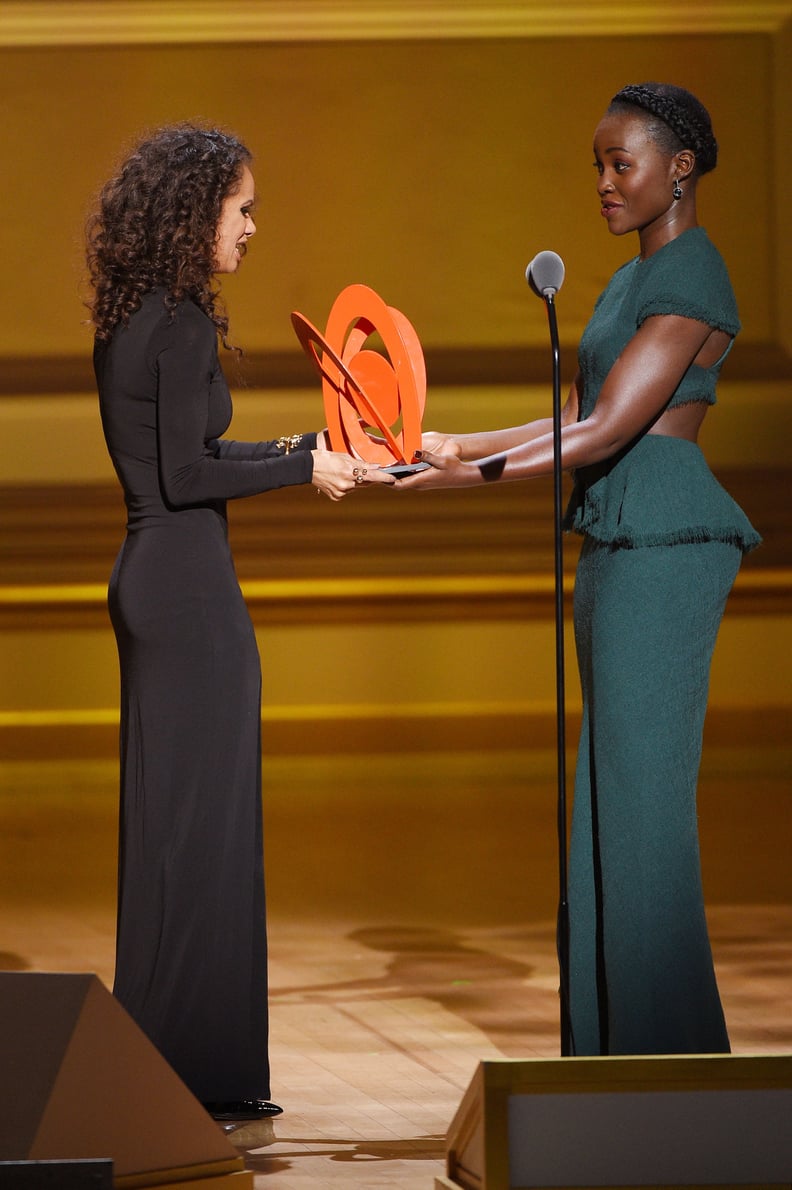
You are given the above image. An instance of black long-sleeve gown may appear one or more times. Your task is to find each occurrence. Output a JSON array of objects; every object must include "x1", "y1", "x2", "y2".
[{"x1": 95, "y1": 290, "x2": 315, "y2": 1102}]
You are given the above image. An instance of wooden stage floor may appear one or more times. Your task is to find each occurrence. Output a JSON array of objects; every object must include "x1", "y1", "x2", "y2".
[{"x1": 1, "y1": 747, "x2": 790, "y2": 1188}]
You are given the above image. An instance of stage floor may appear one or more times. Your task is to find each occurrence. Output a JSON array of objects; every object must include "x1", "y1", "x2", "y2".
[{"x1": 1, "y1": 748, "x2": 790, "y2": 1188}]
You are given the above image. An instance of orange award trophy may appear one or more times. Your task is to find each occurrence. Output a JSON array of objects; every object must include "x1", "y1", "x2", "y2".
[{"x1": 291, "y1": 284, "x2": 430, "y2": 476}]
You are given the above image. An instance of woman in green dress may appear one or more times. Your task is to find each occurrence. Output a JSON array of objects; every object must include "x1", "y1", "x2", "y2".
[{"x1": 397, "y1": 83, "x2": 760, "y2": 1055}]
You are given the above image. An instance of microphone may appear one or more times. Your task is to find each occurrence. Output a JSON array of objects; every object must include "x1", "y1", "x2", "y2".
[
  {"x1": 526, "y1": 250, "x2": 565, "y2": 298},
  {"x1": 523, "y1": 245, "x2": 573, "y2": 1055}
]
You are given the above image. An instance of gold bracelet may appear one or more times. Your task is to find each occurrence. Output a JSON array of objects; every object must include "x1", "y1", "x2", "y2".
[{"x1": 276, "y1": 433, "x2": 303, "y2": 454}]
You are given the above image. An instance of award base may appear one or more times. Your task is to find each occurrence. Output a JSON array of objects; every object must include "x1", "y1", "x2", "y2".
[{"x1": 381, "y1": 461, "x2": 431, "y2": 478}]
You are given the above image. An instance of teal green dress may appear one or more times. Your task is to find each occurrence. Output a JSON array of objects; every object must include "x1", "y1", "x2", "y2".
[{"x1": 564, "y1": 228, "x2": 760, "y2": 1055}]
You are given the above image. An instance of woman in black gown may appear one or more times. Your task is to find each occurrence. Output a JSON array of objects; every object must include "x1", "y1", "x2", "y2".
[{"x1": 86, "y1": 124, "x2": 393, "y2": 1120}]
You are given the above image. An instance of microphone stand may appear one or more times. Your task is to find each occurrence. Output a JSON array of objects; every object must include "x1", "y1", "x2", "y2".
[{"x1": 541, "y1": 290, "x2": 573, "y2": 1057}]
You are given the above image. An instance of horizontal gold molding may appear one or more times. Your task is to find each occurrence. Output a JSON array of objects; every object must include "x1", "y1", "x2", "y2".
[
  {"x1": 0, "y1": 701, "x2": 572, "y2": 761},
  {"x1": 0, "y1": 709, "x2": 120, "y2": 728},
  {"x1": 0, "y1": 573, "x2": 565, "y2": 608},
  {"x1": 2, "y1": 704, "x2": 790, "y2": 761},
  {"x1": 0, "y1": 568, "x2": 789, "y2": 630},
  {"x1": 0, "y1": 699, "x2": 552, "y2": 730},
  {"x1": 0, "y1": 1, "x2": 790, "y2": 48},
  {"x1": 0, "y1": 573, "x2": 571, "y2": 627},
  {"x1": 2, "y1": 567, "x2": 789, "y2": 609}
]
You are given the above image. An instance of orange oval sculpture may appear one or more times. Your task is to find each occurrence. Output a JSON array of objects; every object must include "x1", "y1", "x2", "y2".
[{"x1": 291, "y1": 283, "x2": 426, "y2": 466}]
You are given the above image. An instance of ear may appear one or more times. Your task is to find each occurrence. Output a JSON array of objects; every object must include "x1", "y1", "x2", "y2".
[{"x1": 674, "y1": 148, "x2": 696, "y2": 182}]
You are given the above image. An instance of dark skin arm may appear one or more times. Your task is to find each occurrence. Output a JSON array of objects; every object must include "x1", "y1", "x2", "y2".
[{"x1": 396, "y1": 314, "x2": 729, "y2": 489}]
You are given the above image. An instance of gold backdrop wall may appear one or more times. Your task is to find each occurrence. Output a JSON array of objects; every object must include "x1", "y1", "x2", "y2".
[
  {"x1": 1, "y1": 2, "x2": 790, "y2": 757},
  {"x1": 0, "y1": 17, "x2": 787, "y2": 365}
]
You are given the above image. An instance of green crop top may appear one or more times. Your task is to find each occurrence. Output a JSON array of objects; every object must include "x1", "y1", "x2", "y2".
[
  {"x1": 577, "y1": 226, "x2": 741, "y2": 418},
  {"x1": 563, "y1": 228, "x2": 760, "y2": 553}
]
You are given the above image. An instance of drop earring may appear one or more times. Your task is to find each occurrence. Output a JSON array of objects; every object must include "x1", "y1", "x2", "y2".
[{"x1": 673, "y1": 178, "x2": 683, "y2": 201}]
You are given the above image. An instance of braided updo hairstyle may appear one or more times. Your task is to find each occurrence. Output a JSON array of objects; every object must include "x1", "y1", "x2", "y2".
[
  {"x1": 86, "y1": 123, "x2": 252, "y2": 343},
  {"x1": 608, "y1": 82, "x2": 718, "y2": 176}
]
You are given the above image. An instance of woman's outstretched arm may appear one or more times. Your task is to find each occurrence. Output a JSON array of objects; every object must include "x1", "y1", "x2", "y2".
[{"x1": 396, "y1": 314, "x2": 714, "y2": 490}]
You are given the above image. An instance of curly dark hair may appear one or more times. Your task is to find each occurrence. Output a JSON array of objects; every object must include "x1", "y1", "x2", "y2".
[
  {"x1": 608, "y1": 82, "x2": 718, "y2": 176},
  {"x1": 86, "y1": 123, "x2": 252, "y2": 343}
]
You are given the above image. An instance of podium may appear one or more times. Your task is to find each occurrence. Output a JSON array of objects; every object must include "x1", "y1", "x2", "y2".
[{"x1": 436, "y1": 1054, "x2": 792, "y2": 1190}]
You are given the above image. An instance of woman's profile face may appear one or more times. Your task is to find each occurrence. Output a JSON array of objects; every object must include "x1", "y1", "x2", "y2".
[
  {"x1": 213, "y1": 164, "x2": 257, "y2": 273},
  {"x1": 593, "y1": 111, "x2": 680, "y2": 238}
]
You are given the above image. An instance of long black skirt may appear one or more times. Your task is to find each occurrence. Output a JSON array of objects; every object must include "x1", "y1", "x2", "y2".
[{"x1": 109, "y1": 506, "x2": 270, "y2": 1101}]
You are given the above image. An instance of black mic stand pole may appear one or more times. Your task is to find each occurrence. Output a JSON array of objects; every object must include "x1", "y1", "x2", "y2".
[{"x1": 542, "y1": 289, "x2": 573, "y2": 1057}]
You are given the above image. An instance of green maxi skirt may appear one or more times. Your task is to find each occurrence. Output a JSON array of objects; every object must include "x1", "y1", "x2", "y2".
[{"x1": 568, "y1": 535, "x2": 742, "y2": 1056}]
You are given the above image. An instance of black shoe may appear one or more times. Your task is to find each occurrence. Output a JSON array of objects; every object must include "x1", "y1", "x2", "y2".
[{"x1": 203, "y1": 1099, "x2": 283, "y2": 1121}]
